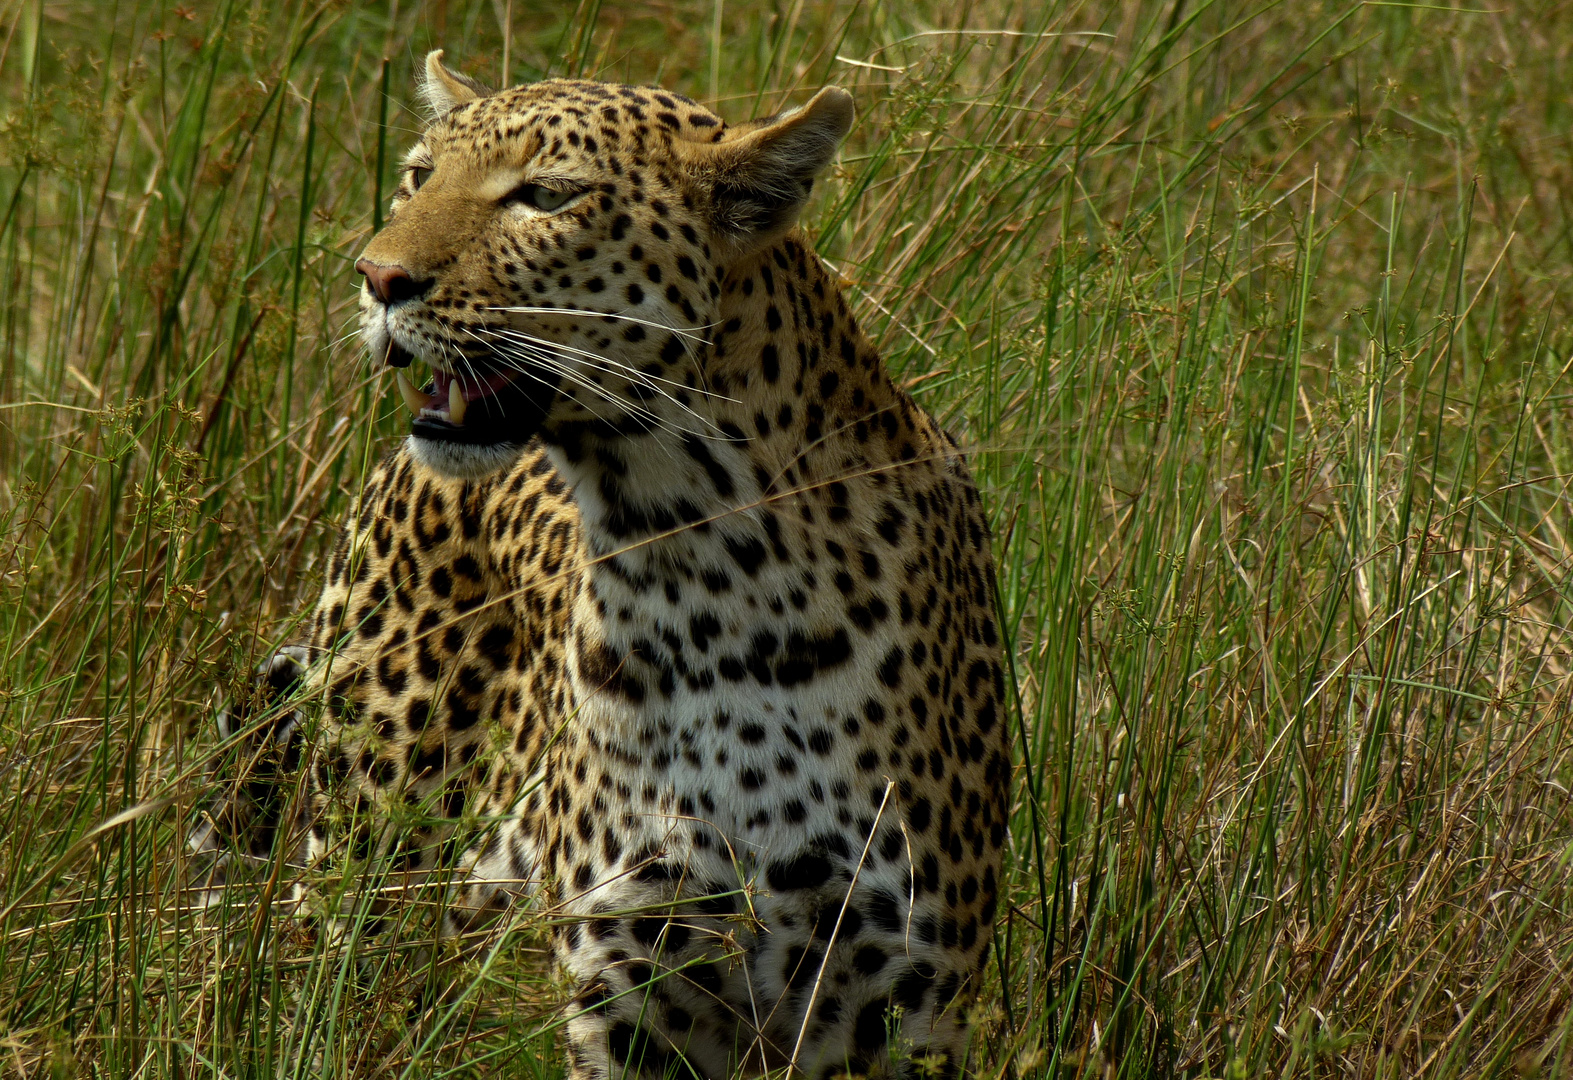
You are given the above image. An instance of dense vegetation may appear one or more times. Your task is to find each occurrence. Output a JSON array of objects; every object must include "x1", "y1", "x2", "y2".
[{"x1": 1, "y1": 1, "x2": 1571, "y2": 1076}]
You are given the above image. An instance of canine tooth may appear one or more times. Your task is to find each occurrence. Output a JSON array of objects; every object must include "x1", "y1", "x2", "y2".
[
  {"x1": 395, "y1": 370, "x2": 424, "y2": 417},
  {"x1": 448, "y1": 380, "x2": 468, "y2": 425}
]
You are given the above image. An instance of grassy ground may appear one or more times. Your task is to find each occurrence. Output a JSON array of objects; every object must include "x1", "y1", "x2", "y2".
[{"x1": 1, "y1": 0, "x2": 1572, "y2": 1076}]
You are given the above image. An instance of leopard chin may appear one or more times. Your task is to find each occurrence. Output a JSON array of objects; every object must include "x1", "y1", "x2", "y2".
[{"x1": 405, "y1": 435, "x2": 529, "y2": 480}]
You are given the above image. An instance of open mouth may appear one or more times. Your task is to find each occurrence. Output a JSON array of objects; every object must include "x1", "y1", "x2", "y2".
[{"x1": 388, "y1": 351, "x2": 553, "y2": 446}]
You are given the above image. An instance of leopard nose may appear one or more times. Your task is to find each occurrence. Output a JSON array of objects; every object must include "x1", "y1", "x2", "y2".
[{"x1": 356, "y1": 259, "x2": 431, "y2": 305}]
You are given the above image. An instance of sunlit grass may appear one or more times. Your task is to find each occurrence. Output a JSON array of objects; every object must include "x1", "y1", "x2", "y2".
[{"x1": 2, "y1": 1, "x2": 1571, "y2": 1076}]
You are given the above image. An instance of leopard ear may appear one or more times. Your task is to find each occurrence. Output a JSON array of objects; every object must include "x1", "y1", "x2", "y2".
[
  {"x1": 686, "y1": 87, "x2": 854, "y2": 253},
  {"x1": 420, "y1": 50, "x2": 493, "y2": 116}
]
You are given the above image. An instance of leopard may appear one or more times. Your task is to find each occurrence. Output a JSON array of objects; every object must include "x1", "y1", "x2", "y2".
[{"x1": 197, "y1": 51, "x2": 1009, "y2": 1080}]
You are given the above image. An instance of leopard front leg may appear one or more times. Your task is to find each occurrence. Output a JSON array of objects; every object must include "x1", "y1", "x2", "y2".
[
  {"x1": 189, "y1": 644, "x2": 316, "y2": 899},
  {"x1": 549, "y1": 833, "x2": 983, "y2": 1080},
  {"x1": 555, "y1": 854, "x2": 767, "y2": 1080}
]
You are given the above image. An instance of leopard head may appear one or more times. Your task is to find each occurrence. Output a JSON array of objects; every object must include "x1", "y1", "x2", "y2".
[{"x1": 356, "y1": 52, "x2": 853, "y2": 479}]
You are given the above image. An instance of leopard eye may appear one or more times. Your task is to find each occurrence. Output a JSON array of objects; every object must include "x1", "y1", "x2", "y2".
[
  {"x1": 507, "y1": 183, "x2": 580, "y2": 213},
  {"x1": 410, "y1": 165, "x2": 432, "y2": 190}
]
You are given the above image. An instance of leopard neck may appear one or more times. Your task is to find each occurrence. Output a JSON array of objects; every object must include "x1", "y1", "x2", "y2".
[{"x1": 543, "y1": 232, "x2": 924, "y2": 568}]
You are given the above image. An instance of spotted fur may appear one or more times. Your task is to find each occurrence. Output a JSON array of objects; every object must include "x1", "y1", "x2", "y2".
[{"x1": 205, "y1": 53, "x2": 1007, "y2": 1080}]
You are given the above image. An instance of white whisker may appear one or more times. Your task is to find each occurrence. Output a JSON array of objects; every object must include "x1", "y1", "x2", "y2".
[
  {"x1": 490, "y1": 347, "x2": 684, "y2": 435},
  {"x1": 478, "y1": 326, "x2": 737, "y2": 404},
  {"x1": 469, "y1": 330, "x2": 731, "y2": 442},
  {"x1": 459, "y1": 328, "x2": 701, "y2": 441},
  {"x1": 485, "y1": 305, "x2": 717, "y2": 342},
  {"x1": 483, "y1": 305, "x2": 724, "y2": 404}
]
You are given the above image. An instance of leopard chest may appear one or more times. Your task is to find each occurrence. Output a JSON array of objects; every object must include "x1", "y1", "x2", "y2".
[{"x1": 552, "y1": 527, "x2": 905, "y2": 866}]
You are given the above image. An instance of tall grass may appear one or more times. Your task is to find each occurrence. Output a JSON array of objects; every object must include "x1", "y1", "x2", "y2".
[{"x1": 1, "y1": 0, "x2": 1571, "y2": 1076}]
